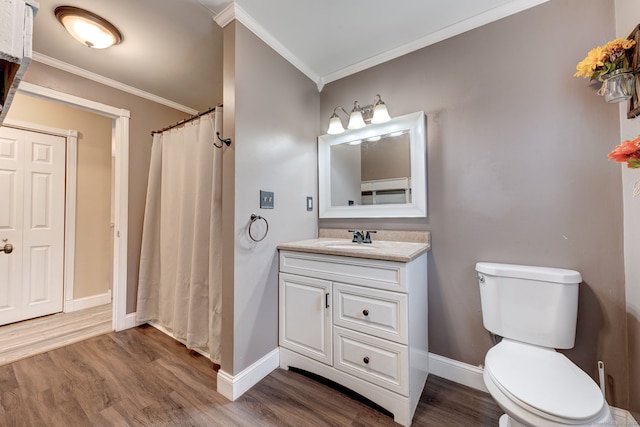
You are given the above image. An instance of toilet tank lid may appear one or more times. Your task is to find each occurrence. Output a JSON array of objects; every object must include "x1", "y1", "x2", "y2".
[{"x1": 476, "y1": 262, "x2": 582, "y2": 284}]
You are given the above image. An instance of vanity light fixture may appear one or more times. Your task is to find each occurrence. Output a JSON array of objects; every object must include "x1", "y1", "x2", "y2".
[
  {"x1": 326, "y1": 94, "x2": 391, "y2": 134},
  {"x1": 55, "y1": 6, "x2": 123, "y2": 49}
]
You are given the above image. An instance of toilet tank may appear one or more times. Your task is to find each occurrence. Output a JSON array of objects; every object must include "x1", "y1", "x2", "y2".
[{"x1": 476, "y1": 262, "x2": 581, "y2": 349}]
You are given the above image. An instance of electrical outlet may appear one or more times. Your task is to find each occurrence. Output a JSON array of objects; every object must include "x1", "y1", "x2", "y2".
[{"x1": 260, "y1": 190, "x2": 274, "y2": 209}]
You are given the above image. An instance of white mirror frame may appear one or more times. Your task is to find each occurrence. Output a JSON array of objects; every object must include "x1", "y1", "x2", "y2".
[{"x1": 318, "y1": 111, "x2": 427, "y2": 219}]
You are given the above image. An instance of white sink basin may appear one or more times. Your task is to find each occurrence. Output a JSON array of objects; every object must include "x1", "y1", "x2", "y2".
[{"x1": 319, "y1": 241, "x2": 378, "y2": 250}]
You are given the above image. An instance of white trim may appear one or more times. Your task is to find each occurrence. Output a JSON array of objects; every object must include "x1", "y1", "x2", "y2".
[
  {"x1": 610, "y1": 408, "x2": 632, "y2": 427},
  {"x1": 213, "y1": 1, "x2": 548, "y2": 90},
  {"x1": 321, "y1": 0, "x2": 550, "y2": 86},
  {"x1": 428, "y1": 352, "x2": 488, "y2": 393},
  {"x1": 124, "y1": 312, "x2": 142, "y2": 330},
  {"x1": 611, "y1": 407, "x2": 639, "y2": 426},
  {"x1": 2, "y1": 119, "x2": 78, "y2": 139},
  {"x1": 18, "y1": 81, "x2": 130, "y2": 119},
  {"x1": 63, "y1": 291, "x2": 112, "y2": 313},
  {"x1": 112, "y1": 116, "x2": 129, "y2": 331},
  {"x1": 17, "y1": 82, "x2": 131, "y2": 333},
  {"x1": 213, "y1": 3, "x2": 320, "y2": 86},
  {"x1": 32, "y1": 52, "x2": 198, "y2": 115},
  {"x1": 64, "y1": 132, "x2": 78, "y2": 307},
  {"x1": 217, "y1": 348, "x2": 280, "y2": 401}
]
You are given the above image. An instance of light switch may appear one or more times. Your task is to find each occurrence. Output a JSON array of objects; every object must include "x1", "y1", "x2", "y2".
[
  {"x1": 260, "y1": 190, "x2": 274, "y2": 209},
  {"x1": 306, "y1": 196, "x2": 313, "y2": 211}
]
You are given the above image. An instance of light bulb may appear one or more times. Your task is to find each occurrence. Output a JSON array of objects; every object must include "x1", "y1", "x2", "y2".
[
  {"x1": 327, "y1": 114, "x2": 345, "y2": 134},
  {"x1": 371, "y1": 103, "x2": 391, "y2": 124},
  {"x1": 347, "y1": 110, "x2": 366, "y2": 129}
]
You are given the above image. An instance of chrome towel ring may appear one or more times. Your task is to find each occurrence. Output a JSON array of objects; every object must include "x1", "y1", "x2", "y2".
[{"x1": 249, "y1": 213, "x2": 269, "y2": 242}]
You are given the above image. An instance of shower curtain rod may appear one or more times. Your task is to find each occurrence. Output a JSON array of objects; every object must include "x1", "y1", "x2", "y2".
[{"x1": 151, "y1": 104, "x2": 222, "y2": 135}]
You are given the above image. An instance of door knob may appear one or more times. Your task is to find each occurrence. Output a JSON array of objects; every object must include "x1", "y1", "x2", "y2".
[{"x1": 2, "y1": 243, "x2": 13, "y2": 254}]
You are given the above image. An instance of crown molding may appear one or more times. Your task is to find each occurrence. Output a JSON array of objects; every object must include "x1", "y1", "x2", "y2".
[
  {"x1": 213, "y1": 2, "x2": 320, "y2": 88},
  {"x1": 31, "y1": 52, "x2": 199, "y2": 115},
  {"x1": 321, "y1": 0, "x2": 550, "y2": 87}
]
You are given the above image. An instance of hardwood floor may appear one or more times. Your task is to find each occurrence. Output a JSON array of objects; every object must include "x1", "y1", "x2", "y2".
[
  {"x1": 0, "y1": 304, "x2": 112, "y2": 366},
  {"x1": 0, "y1": 325, "x2": 503, "y2": 426}
]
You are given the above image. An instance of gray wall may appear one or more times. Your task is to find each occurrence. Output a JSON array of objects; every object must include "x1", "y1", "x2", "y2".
[
  {"x1": 22, "y1": 62, "x2": 192, "y2": 314},
  {"x1": 320, "y1": 0, "x2": 628, "y2": 407},
  {"x1": 221, "y1": 21, "x2": 320, "y2": 374}
]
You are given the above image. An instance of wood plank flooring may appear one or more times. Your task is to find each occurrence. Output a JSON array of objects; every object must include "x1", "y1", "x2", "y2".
[
  {"x1": 0, "y1": 304, "x2": 112, "y2": 366},
  {"x1": 0, "y1": 325, "x2": 503, "y2": 426}
]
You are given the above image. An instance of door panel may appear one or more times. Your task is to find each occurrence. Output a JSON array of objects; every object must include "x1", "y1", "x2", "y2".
[
  {"x1": 0, "y1": 127, "x2": 65, "y2": 325},
  {"x1": 279, "y1": 272, "x2": 333, "y2": 365}
]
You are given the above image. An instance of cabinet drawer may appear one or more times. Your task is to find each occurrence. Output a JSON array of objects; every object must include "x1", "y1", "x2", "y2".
[
  {"x1": 333, "y1": 326, "x2": 408, "y2": 396},
  {"x1": 279, "y1": 251, "x2": 406, "y2": 292},
  {"x1": 334, "y1": 283, "x2": 407, "y2": 344}
]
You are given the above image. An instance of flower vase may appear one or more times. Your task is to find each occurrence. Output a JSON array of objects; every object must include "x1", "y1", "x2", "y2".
[{"x1": 597, "y1": 69, "x2": 636, "y2": 103}]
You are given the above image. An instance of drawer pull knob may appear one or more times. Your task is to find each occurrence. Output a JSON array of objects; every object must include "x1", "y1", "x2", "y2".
[
  {"x1": 362, "y1": 309, "x2": 369, "y2": 316},
  {"x1": 363, "y1": 357, "x2": 370, "y2": 364}
]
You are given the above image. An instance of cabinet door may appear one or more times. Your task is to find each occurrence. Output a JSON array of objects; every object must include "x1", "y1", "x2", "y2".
[{"x1": 279, "y1": 273, "x2": 332, "y2": 365}]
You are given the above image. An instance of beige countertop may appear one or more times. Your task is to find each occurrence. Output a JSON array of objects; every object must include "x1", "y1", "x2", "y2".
[{"x1": 277, "y1": 237, "x2": 431, "y2": 263}]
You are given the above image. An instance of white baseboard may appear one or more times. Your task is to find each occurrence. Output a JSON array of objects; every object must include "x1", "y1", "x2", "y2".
[
  {"x1": 217, "y1": 348, "x2": 280, "y2": 401},
  {"x1": 428, "y1": 352, "x2": 638, "y2": 426},
  {"x1": 428, "y1": 352, "x2": 488, "y2": 392},
  {"x1": 123, "y1": 312, "x2": 142, "y2": 330},
  {"x1": 64, "y1": 290, "x2": 111, "y2": 313},
  {"x1": 611, "y1": 407, "x2": 640, "y2": 426}
]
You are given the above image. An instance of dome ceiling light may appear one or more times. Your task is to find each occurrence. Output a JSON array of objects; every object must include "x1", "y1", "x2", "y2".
[{"x1": 55, "y1": 6, "x2": 122, "y2": 49}]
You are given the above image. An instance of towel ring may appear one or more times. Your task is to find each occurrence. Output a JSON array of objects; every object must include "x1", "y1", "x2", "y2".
[{"x1": 249, "y1": 214, "x2": 269, "y2": 242}]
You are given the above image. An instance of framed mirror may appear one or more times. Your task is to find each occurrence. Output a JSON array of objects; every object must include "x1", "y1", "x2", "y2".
[{"x1": 318, "y1": 111, "x2": 426, "y2": 218}]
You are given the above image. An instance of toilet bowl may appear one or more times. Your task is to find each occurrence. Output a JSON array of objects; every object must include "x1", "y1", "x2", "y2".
[
  {"x1": 476, "y1": 262, "x2": 615, "y2": 427},
  {"x1": 483, "y1": 339, "x2": 613, "y2": 427}
]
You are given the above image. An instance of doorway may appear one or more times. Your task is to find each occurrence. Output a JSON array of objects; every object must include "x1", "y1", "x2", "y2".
[{"x1": 14, "y1": 82, "x2": 130, "y2": 331}]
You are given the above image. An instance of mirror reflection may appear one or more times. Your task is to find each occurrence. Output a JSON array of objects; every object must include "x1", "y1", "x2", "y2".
[{"x1": 330, "y1": 130, "x2": 411, "y2": 206}]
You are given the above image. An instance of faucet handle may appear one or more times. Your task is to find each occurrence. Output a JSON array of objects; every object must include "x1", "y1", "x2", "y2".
[
  {"x1": 348, "y1": 230, "x2": 365, "y2": 243},
  {"x1": 363, "y1": 230, "x2": 377, "y2": 244}
]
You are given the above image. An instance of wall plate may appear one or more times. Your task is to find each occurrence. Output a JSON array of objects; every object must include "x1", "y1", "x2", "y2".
[{"x1": 260, "y1": 190, "x2": 274, "y2": 209}]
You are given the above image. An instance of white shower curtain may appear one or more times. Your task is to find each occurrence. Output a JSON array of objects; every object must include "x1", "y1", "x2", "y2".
[{"x1": 136, "y1": 110, "x2": 222, "y2": 363}]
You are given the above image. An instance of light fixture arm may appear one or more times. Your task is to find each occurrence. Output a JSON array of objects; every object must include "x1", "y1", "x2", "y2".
[{"x1": 332, "y1": 106, "x2": 350, "y2": 118}]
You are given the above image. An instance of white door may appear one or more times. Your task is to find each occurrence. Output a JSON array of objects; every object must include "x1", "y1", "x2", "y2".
[
  {"x1": 279, "y1": 272, "x2": 333, "y2": 365},
  {"x1": 0, "y1": 126, "x2": 65, "y2": 326}
]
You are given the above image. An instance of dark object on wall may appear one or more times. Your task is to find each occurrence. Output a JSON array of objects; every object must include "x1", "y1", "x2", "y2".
[{"x1": 627, "y1": 24, "x2": 640, "y2": 119}]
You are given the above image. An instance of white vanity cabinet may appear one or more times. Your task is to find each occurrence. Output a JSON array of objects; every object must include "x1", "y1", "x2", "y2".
[{"x1": 278, "y1": 249, "x2": 428, "y2": 426}]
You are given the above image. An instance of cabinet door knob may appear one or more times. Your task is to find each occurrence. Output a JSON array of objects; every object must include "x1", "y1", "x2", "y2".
[
  {"x1": 362, "y1": 309, "x2": 369, "y2": 316},
  {"x1": 363, "y1": 357, "x2": 370, "y2": 364}
]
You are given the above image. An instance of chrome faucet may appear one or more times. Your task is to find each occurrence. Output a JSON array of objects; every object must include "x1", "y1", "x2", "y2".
[
  {"x1": 349, "y1": 230, "x2": 377, "y2": 244},
  {"x1": 363, "y1": 230, "x2": 377, "y2": 243},
  {"x1": 349, "y1": 230, "x2": 365, "y2": 243}
]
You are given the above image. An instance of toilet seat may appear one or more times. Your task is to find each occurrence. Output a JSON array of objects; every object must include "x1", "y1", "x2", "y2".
[{"x1": 485, "y1": 340, "x2": 605, "y2": 423}]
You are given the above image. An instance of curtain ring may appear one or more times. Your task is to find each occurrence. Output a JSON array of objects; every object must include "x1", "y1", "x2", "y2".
[{"x1": 249, "y1": 214, "x2": 268, "y2": 242}]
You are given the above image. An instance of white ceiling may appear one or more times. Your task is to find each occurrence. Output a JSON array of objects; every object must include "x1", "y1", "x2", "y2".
[{"x1": 30, "y1": 0, "x2": 547, "y2": 112}]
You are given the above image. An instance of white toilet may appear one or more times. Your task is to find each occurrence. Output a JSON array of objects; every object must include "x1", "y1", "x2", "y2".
[{"x1": 476, "y1": 262, "x2": 614, "y2": 427}]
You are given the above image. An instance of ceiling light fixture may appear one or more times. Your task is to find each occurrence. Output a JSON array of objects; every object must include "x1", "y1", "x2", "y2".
[
  {"x1": 55, "y1": 6, "x2": 123, "y2": 49},
  {"x1": 326, "y1": 94, "x2": 391, "y2": 135}
]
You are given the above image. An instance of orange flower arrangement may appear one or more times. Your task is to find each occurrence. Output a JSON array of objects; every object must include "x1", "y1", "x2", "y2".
[{"x1": 608, "y1": 136, "x2": 640, "y2": 168}]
